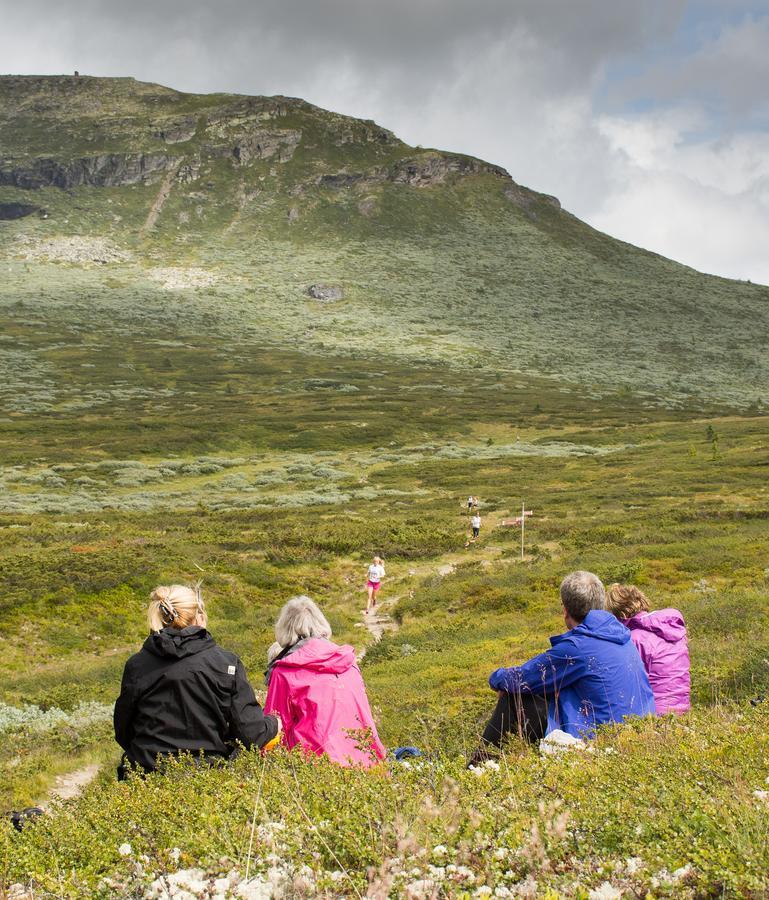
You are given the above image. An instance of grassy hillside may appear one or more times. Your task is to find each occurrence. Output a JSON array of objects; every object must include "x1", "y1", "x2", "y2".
[
  {"x1": 1, "y1": 74, "x2": 768, "y2": 417},
  {"x1": 1, "y1": 76, "x2": 768, "y2": 896}
]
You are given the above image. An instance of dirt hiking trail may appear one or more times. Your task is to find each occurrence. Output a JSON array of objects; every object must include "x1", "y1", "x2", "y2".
[
  {"x1": 41, "y1": 763, "x2": 100, "y2": 810},
  {"x1": 354, "y1": 509, "x2": 515, "y2": 659}
]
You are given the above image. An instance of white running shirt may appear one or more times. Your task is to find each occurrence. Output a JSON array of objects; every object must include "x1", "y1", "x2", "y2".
[{"x1": 368, "y1": 563, "x2": 385, "y2": 583}]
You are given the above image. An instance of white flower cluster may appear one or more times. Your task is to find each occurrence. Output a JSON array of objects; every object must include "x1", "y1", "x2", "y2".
[
  {"x1": 139, "y1": 858, "x2": 317, "y2": 900},
  {"x1": 469, "y1": 758, "x2": 501, "y2": 775}
]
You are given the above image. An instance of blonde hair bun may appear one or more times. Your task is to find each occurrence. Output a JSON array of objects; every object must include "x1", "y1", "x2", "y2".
[
  {"x1": 147, "y1": 584, "x2": 205, "y2": 632},
  {"x1": 150, "y1": 585, "x2": 172, "y2": 603}
]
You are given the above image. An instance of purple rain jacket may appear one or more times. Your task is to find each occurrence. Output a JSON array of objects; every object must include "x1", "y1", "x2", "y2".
[
  {"x1": 623, "y1": 609, "x2": 691, "y2": 715},
  {"x1": 489, "y1": 609, "x2": 656, "y2": 738}
]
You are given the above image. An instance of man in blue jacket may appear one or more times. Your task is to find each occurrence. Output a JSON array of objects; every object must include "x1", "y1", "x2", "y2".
[{"x1": 476, "y1": 571, "x2": 654, "y2": 757}]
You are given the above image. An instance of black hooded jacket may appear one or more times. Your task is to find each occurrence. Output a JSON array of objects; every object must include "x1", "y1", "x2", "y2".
[{"x1": 114, "y1": 626, "x2": 278, "y2": 772}]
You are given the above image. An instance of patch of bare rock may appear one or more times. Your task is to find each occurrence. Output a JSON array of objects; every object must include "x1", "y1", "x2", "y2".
[
  {"x1": 14, "y1": 235, "x2": 131, "y2": 264},
  {"x1": 147, "y1": 267, "x2": 219, "y2": 290}
]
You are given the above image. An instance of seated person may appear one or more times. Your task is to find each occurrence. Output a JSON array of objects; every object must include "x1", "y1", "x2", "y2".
[
  {"x1": 114, "y1": 584, "x2": 280, "y2": 776},
  {"x1": 265, "y1": 596, "x2": 385, "y2": 767},
  {"x1": 478, "y1": 571, "x2": 655, "y2": 752},
  {"x1": 606, "y1": 583, "x2": 691, "y2": 715}
]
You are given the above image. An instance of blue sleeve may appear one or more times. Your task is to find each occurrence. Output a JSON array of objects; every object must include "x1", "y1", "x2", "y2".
[{"x1": 489, "y1": 641, "x2": 585, "y2": 695}]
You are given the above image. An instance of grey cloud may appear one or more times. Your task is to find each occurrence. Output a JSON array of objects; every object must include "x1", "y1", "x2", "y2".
[
  {"x1": 3, "y1": 0, "x2": 684, "y2": 90},
  {"x1": 608, "y1": 14, "x2": 769, "y2": 123}
]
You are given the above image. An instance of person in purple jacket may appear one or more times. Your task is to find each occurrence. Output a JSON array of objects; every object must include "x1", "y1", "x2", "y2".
[
  {"x1": 606, "y1": 583, "x2": 691, "y2": 715},
  {"x1": 476, "y1": 571, "x2": 655, "y2": 756}
]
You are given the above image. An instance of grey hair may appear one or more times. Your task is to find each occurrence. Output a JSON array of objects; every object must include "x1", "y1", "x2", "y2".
[
  {"x1": 559, "y1": 571, "x2": 605, "y2": 623},
  {"x1": 275, "y1": 595, "x2": 332, "y2": 647}
]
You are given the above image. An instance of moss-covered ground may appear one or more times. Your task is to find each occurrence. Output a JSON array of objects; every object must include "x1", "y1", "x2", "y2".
[{"x1": 1, "y1": 371, "x2": 768, "y2": 896}]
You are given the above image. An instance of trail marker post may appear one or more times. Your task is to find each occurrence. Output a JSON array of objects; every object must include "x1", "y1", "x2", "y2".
[
  {"x1": 520, "y1": 502, "x2": 533, "y2": 560},
  {"x1": 499, "y1": 506, "x2": 533, "y2": 559}
]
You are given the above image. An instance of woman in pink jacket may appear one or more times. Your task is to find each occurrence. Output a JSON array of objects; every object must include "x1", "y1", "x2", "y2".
[
  {"x1": 264, "y1": 596, "x2": 386, "y2": 767},
  {"x1": 606, "y1": 583, "x2": 691, "y2": 714}
]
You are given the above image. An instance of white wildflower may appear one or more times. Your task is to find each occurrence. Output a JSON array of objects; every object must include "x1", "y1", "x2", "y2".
[
  {"x1": 118, "y1": 843, "x2": 132, "y2": 857},
  {"x1": 432, "y1": 845, "x2": 448, "y2": 858},
  {"x1": 588, "y1": 883, "x2": 623, "y2": 900},
  {"x1": 672, "y1": 865, "x2": 692, "y2": 881},
  {"x1": 624, "y1": 857, "x2": 642, "y2": 874},
  {"x1": 493, "y1": 847, "x2": 508, "y2": 860},
  {"x1": 452, "y1": 865, "x2": 475, "y2": 883},
  {"x1": 405, "y1": 880, "x2": 435, "y2": 899},
  {"x1": 484, "y1": 759, "x2": 500, "y2": 771},
  {"x1": 753, "y1": 790, "x2": 769, "y2": 802}
]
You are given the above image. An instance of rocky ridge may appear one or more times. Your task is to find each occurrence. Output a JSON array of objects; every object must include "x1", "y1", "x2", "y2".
[{"x1": 0, "y1": 75, "x2": 557, "y2": 206}]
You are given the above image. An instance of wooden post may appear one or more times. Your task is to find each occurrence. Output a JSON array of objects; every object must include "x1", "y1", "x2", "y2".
[{"x1": 521, "y1": 500, "x2": 525, "y2": 561}]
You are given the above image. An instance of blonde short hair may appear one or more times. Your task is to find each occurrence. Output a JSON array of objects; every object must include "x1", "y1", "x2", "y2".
[
  {"x1": 275, "y1": 595, "x2": 332, "y2": 647},
  {"x1": 148, "y1": 584, "x2": 205, "y2": 632},
  {"x1": 606, "y1": 583, "x2": 650, "y2": 620}
]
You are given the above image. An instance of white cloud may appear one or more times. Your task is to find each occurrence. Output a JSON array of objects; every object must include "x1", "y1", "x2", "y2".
[{"x1": 589, "y1": 109, "x2": 769, "y2": 281}]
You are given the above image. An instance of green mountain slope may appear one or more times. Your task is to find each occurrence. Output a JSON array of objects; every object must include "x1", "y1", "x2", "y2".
[{"x1": 1, "y1": 73, "x2": 767, "y2": 425}]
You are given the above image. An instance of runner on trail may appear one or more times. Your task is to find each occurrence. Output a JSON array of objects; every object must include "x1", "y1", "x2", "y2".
[
  {"x1": 365, "y1": 556, "x2": 386, "y2": 614},
  {"x1": 471, "y1": 512, "x2": 481, "y2": 539},
  {"x1": 467, "y1": 495, "x2": 474, "y2": 512}
]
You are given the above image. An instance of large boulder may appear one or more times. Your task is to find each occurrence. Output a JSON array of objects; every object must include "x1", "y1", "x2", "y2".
[{"x1": 306, "y1": 283, "x2": 343, "y2": 302}]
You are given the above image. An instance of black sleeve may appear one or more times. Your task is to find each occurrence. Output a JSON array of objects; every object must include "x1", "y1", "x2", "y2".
[
  {"x1": 229, "y1": 659, "x2": 279, "y2": 750},
  {"x1": 114, "y1": 665, "x2": 136, "y2": 751}
]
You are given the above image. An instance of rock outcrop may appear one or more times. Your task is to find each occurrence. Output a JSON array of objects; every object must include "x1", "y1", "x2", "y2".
[
  {"x1": 306, "y1": 284, "x2": 343, "y2": 302},
  {"x1": 228, "y1": 129, "x2": 302, "y2": 165},
  {"x1": 316, "y1": 153, "x2": 511, "y2": 193},
  {"x1": 0, "y1": 152, "x2": 176, "y2": 189},
  {"x1": 152, "y1": 117, "x2": 198, "y2": 144},
  {"x1": 389, "y1": 153, "x2": 509, "y2": 187},
  {"x1": 0, "y1": 202, "x2": 41, "y2": 220},
  {"x1": 504, "y1": 183, "x2": 561, "y2": 216}
]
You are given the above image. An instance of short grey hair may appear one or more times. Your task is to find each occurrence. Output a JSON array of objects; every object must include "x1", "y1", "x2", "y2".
[
  {"x1": 559, "y1": 571, "x2": 605, "y2": 623},
  {"x1": 275, "y1": 595, "x2": 332, "y2": 647}
]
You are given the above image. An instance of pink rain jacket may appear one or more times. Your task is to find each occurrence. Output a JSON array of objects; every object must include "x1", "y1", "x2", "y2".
[
  {"x1": 264, "y1": 638, "x2": 385, "y2": 767},
  {"x1": 624, "y1": 609, "x2": 691, "y2": 715}
]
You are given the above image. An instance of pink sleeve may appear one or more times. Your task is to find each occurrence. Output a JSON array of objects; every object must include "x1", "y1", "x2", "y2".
[{"x1": 265, "y1": 668, "x2": 296, "y2": 745}]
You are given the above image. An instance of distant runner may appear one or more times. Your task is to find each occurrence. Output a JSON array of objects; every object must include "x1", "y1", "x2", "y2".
[
  {"x1": 471, "y1": 512, "x2": 481, "y2": 539},
  {"x1": 365, "y1": 555, "x2": 386, "y2": 614}
]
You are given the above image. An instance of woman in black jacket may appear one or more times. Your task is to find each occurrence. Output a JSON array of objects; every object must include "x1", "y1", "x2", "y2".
[{"x1": 114, "y1": 584, "x2": 280, "y2": 776}]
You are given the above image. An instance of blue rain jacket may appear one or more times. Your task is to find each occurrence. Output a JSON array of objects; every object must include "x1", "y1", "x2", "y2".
[{"x1": 489, "y1": 609, "x2": 656, "y2": 738}]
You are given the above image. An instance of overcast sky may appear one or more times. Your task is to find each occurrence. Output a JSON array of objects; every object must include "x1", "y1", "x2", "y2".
[{"x1": 3, "y1": 0, "x2": 769, "y2": 283}]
